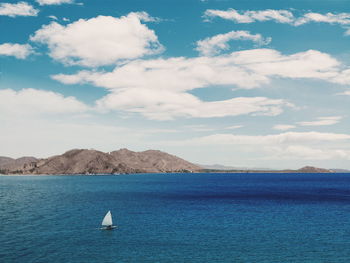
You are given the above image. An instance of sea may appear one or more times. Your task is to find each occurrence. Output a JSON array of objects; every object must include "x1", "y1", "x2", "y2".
[{"x1": 1, "y1": 173, "x2": 350, "y2": 263}]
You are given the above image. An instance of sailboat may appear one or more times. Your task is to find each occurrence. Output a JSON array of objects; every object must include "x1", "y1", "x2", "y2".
[{"x1": 101, "y1": 210, "x2": 117, "y2": 230}]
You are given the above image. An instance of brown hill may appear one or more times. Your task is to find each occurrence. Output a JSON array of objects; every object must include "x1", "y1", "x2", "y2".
[
  {"x1": 0, "y1": 156, "x2": 38, "y2": 173},
  {"x1": 0, "y1": 149, "x2": 201, "y2": 175}
]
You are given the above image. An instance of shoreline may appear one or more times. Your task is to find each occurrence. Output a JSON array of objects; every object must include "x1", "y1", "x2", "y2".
[{"x1": 1, "y1": 171, "x2": 349, "y2": 176}]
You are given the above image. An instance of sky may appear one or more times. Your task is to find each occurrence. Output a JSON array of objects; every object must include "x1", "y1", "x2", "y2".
[{"x1": 1, "y1": 0, "x2": 350, "y2": 169}]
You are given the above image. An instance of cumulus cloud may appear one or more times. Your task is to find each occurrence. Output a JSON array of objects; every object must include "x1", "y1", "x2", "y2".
[
  {"x1": 0, "y1": 2, "x2": 38, "y2": 17},
  {"x1": 196, "y1": 30, "x2": 271, "y2": 56},
  {"x1": 273, "y1": 124, "x2": 296, "y2": 131},
  {"x1": 30, "y1": 12, "x2": 164, "y2": 67},
  {"x1": 36, "y1": 0, "x2": 74, "y2": 5},
  {"x1": 297, "y1": 116, "x2": 343, "y2": 126},
  {"x1": 0, "y1": 43, "x2": 34, "y2": 59},
  {"x1": 0, "y1": 88, "x2": 88, "y2": 116}
]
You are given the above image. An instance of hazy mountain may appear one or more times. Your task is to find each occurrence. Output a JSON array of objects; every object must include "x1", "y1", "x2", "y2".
[
  {"x1": 297, "y1": 166, "x2": 334, "y2": 173},
  {"x1": 197, "y1": 163, "x2": 272, "y2": 171},
  {"x1": 330, "y1": 169, "x2": 350, "y2": 173}
]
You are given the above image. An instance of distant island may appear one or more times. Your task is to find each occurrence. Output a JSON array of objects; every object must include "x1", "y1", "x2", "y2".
[{"x1": 0, "y1": 148, "x2": 346, "y2": 175}]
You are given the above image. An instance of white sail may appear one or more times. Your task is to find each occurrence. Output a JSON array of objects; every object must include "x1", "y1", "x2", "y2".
[{"x1": 102, "y1": 211, "x2": 113, "y2": 226}]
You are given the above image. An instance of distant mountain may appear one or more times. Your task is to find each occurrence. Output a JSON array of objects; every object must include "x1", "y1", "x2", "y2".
[
  {"x1": 197, "y1": 163, "x2": 272, "y2": 171},
  {"x1": 297, "y1": 166, "x2": 334, "y2": 173},
  {"x1": 198, "y1": 164, "x2": 336, "y2": 173},
  {"x1": 0, "y1": 149, "x2": 201, "y2": 175},
  {"x1": 331, "y1": 168, "x2": 350, "y2": 173}
]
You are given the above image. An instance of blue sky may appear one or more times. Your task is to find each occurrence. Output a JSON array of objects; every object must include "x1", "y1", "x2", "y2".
[{"x1": 1, "y1": 0, "x2": 350, "y2": 169}]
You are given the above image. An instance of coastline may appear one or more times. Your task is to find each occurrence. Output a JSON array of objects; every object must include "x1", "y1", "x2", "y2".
[{"x1": 0, "y1": 171, "x2": 345, "y2": 176}]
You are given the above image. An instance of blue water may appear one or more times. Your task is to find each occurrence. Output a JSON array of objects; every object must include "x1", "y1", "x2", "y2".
[{"x1": 1, "y1": 173, "x2": 350, "y2": 263}]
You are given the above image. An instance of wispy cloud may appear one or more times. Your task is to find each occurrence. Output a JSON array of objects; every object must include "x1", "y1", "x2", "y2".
[
  {"x1": 204, "y1": 8, "x2": 294, "y2": 24},
  {"x1": 273, "y1": 124, "x2": 296, "y2": 131},
  {"x1": 196, "y1": 30, "x2": 271, "y2": 56},
  {"x1": 295, "y1": 12, "x2": 350, "y2": 26},
  {"x1": 178, "y1": 132, "x2": 350, "y2": 160},
  {"x1": 336, "y1": 90, "x2": 350, "y2": 96},
  {"x1": 204, "y1": 8, "x2": 350, "y2": 29},
  {"x1": 36, "y1": 0, "x2": 74, "y2": 5},
  {"x1": 225, "y1": 125, "x2": 243, "y2": 130},
  {"x1": 0, "y1": 2, "x2": 38, "y2": 17},
  {"x1": 297, "y1": 116, "x2": 343, "y2": 126}
]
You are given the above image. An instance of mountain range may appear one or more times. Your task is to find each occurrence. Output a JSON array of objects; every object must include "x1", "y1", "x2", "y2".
[
  {"x1": 0, "y1": 148, "x2": 345, "y2": 175},
  {"x1": 0, "y1": 149, "x2": 201, "y2": 175}
]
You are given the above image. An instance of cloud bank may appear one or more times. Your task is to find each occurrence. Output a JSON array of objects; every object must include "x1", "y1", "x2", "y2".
[{"x1": 51, "y1": 47, "x2": 350, "y2": 120}]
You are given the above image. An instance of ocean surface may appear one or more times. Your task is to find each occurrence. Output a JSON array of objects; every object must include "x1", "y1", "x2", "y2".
[{"x1": 1, "y1": 173, "x2": 350, "y2": 263}]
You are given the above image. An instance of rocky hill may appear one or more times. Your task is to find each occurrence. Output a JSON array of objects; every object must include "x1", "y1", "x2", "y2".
[
  {"x1": 0, "y1": 149, "x2": 201, "y2": 175},
  {"x1": 0, "y1": 156, "x2": 38, "y2": 173}
]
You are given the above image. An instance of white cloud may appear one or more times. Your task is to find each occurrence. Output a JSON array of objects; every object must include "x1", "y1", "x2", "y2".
[
  {"x1": 0, "y1": 88, "x2": 88, "y2": 116},
  {"x1": 196, "y1": 30, "x2": 271, "y2": 56},
  {"x1": 30, "y1": 12, "x2": 164, "y2": 67},
  {"x1": 204, "y1": 8, "x2": 294, "y2": 23},
  {"x1": 332, "y1": 69, "x2": 350, "y2": 84},
  {"x1": 238, "y1": 49, "x2": 340, "y2": 80},
  {"x1": 204, "y1": 8, "x2": 350, "y2": 28},
  {"x1": 295, "y1": 12, "x2": 350, "y2": 26},
  {"x1": 273, "y1": 124, "x2": 296, "y2": 131},
  {"x1": 36, "y1": 0, "x2": 74, "y2": 5},
  {"x1": 225, "y1": 125, "x2": 243, "y2": 130},
  {"x1": 298, "y1": 116, "x2": 343, "y2": 126},
  {"x1": 53, "y1": 49, "x2": 341, "y2": 90},
  {"x1": 187, "y1": 132, "x2": 350, "y2": 145},
  {"x1": 336, "y1": 90, "x2": 350, "y2": 96},
  {"x1": 271, "y1": 145, "x2": 350, "y2": 160},
  {"x1": 52, "y1": 48, "x2": 350, "y2": 120},
  {"x1": 346, "y1": 29, "x2": 350, "y2": 36},
  {"x1": 0, "y1": 2, "x2": 38, "y2": 17},
  {"x1": 178, "y1": 131, "x2": 350, "y2": 161},
  {"x1": 95, "y1": 91, "x2": 290, "y2": 120},
  {"x1": 0, "y1": 43, "x2": 34, "y2": 59},
  {"x1": 48, "y1": 15, "x2": 58, "y2": 20}
]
